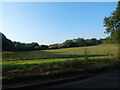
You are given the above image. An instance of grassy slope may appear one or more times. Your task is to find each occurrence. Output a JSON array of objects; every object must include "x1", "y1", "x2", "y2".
[
  {"x1": 2, "y1": 44, "x2": 118, "y2": 60},
  {"x1": 2, "y1": 44, "x2": 119, "y2": 80}
]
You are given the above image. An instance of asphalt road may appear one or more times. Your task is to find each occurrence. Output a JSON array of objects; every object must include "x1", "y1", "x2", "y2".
[{"x1": 46, "y1": 70, "x2": 120, "y2": 88}]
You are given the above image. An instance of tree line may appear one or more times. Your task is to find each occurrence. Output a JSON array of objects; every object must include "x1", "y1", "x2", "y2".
[
  {"x1": 1, "y1": 33, "x2": 49, "y2": 51},
  {"x1": 49, "y1": 38, "x2": 103, "y2": 49},
  {"x1": 1, "y1": 32, "x2": 103, "y2": 51}
]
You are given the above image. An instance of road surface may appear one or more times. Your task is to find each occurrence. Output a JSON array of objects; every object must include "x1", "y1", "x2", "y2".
[{"x1": 45, "y1": 70, "x2": 120, "y2": 88}]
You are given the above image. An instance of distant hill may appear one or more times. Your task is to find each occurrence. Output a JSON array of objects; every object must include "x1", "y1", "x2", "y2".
[
  {"x1": 0, "y1": 33, "x2": 39, "y2": 51},
  {"x1": 0, "y1": 32, "x2": 14, "y2": 51},
  {"x1": 1, "y1": 32, "x2": 104, "y2": 51}
]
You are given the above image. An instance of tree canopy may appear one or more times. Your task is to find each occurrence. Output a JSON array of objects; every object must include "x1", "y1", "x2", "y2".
[
  {"x1": 104, "y1": 1, "x2": 120, "y2": 43},
  {"x1": 1, "y1": 32, "x2": 103, "y2": 51},
  {"x1": 49, "y1": 38, "x2": 102, "y2": 49}
]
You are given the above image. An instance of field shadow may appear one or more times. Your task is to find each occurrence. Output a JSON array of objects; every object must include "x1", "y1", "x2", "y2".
[{"x1": 3, "y1": 50, "x2": 109, "y2": 60}]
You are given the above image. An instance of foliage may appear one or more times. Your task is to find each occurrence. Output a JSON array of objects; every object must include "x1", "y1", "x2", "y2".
[
  {"x1": 49, "y1": 38, "x2": 102, "y2": 49},
  {"x1": 1, "y1": 32, "x2": 49, "y2": 51},
  {"x1": 104, "y1": 1, "x2": 120, "y2": 43},
  {"x1": 1, "y1": 32, "x2": 102, "y2": 51},
  {"x1": 35, "y1": 45, "x2": 49, "y2": 50},
  {"x1": 12, "y1": 41, "x2": 39, "y2": 51},
  {"x1": 1, "y1": 32, "x2": 14, "y2": 51}
]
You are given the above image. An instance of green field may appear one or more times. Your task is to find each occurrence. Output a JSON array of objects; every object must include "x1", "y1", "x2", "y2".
[
  {"x1": 2, "y1": 44, "x2": 118, "y2": 60},
  {"x1": 2, "y1": 44, "x2": 119, "y2": 81}
]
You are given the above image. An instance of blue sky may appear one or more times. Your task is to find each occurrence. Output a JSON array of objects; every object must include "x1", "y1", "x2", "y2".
[{"x1": 2, "y1": 2, "x2": 117, "y2": 45}]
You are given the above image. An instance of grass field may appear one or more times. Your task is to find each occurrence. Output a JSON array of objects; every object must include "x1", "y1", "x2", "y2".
[
  {"x1": 2, "y1": 44, "x2": 118, "y2": 60},
  {"x1": 2, "y1": 44, "x2": 119, "y2": 81}
]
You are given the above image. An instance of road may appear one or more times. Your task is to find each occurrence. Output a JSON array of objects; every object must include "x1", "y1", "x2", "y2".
[{"x1": 45, "y1": 70, "x2": 120, "y2": 88}]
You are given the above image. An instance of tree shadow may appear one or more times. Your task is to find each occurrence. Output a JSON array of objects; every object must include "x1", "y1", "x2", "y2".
[{"x1": 3, "y1": 50, "x2": 109, "y2": 61}]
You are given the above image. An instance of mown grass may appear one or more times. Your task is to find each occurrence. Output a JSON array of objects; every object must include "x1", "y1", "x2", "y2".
[{"x1": 2, "y1": 44, "x2": 119, "y2": 81}]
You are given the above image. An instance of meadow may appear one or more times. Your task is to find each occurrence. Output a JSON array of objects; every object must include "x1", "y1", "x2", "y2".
[
  {"x1": 2, "y1": 44, "x2": 119, "y2": 81},
  {"x1": 2, "y1": 44, "x2": 118, "y2": 60}
]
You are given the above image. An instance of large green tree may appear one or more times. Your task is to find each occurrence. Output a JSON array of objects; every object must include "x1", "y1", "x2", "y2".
[{"x1": 104, "y1": 1, "x2": 120, "y2": 43}]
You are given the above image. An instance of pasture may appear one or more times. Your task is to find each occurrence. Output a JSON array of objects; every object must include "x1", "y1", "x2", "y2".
[
  {"x1": 2, "y1": 44, "x2": 119, "y2": 81},
  {"x1": 2, "y1": 44, "x2": 118, "y2": 60}
]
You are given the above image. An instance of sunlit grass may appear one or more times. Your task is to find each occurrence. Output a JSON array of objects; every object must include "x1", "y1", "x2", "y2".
[
  {"x1": 2, "y1": 56, "x2": 111, "y2": 65},
  {"x1": 2, "y1": 44, "x2": 119, "y2": 81},
  {"x1": 2, "y1": 44, "x2": 118, "y2": 60}
]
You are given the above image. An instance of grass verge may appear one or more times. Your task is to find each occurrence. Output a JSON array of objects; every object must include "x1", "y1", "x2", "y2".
[{"x1": 2, "y1": 57, "x2": 120, "y2": 83}]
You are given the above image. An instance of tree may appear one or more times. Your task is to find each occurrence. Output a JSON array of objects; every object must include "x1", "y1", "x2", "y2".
[
  {"x1": 49, "y1": 44, "x2": 59, "y2": 49},
  {"x1": 39, "y1": 45, "x2": 49, "y2": 50},
  {"x1": 76, "y1": 38, "x2": 86, "y2": 46},
  {"x1": 104, "y1": 1, "x2": 120, "y2": 43},
  {"x1": 63, "y1": 40, "x2": 77, "y2": 47},
  {"x1": 1, "y1": 32, "x2": 14, "y2": 51}
]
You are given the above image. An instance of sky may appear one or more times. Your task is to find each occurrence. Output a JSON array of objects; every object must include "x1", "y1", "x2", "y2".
[{"x1": 1, "y1": 2, "x2": 118, "y2": 45}]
